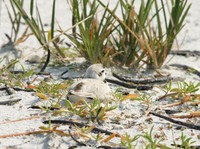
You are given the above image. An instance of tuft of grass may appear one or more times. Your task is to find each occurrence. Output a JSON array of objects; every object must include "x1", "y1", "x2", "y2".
[
  {"x1": 65, "y1": 98, "x2": 117, "y2": 122},
  {"x1": 0, "y1": 60, "x2": 35, "y2": 88},
  {"x1": 12, "y1": 0, "x2": 48, "y2": 50},
  {"x1": 3, "y1": 0, "x2": 24, "y2": 43},
  {"x1": 179, "y1": 132, "x2": 196, "y2": 148},
  {"x1": 121, "y1": 133, "x2": 140, "y2": 149},
  {"x1": 109, "y1": 0, "x2": 155, "y2": 68},
  {"x1": 165, "y1": 80, "x2": 200, "y2": 97},
  {"x1": 8, "y1": 0, "x2": 191, "y2": 69},
  {"x1": 65, "y1": 0, "x2": 117, "y2": 66},
  {"x1": 98, "y1": 0, "x2": 191, "y2": 69},
  {"x1": 12, "y1": 0, "x2": 66, "y2": 72},
  {"x1": 141, "y1": 127, "x2": 170, "y2": 149},
  {"x1": 36, "y1": 81, "x2": 69, "y2": 99}
]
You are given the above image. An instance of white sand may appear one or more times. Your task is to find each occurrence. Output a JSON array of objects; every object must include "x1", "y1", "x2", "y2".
[{"x1": 0, "y1": 0, "x2": 200, "y2": 148}]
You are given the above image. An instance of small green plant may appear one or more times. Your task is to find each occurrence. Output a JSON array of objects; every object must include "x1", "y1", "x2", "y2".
[
  {"x1": 0, "y1": 60, "x2": 35, "y2": 88},
  {"x1": 141, "y1": 127, "x2": 168, "y2": 149},
  {"x1": 65, "y1": 98, "x2": 117, "y2": 122},
  {"x1": 121, "y1": 133, "x2": 140, "y2": 149},
  {"x1": 113, "y1": 88, "x2": 125, "y2": 102},
  {"x1": 39, "y1": 122, "x2": 68, "y2": 136},
  {"x1": 36, "y1": 81, "x2": 69, "y2": 99},
  {"x1": 179, "y1": 132, "x2": 195, "y2": 148},
  {"x1": 92, "y1": 133, "x2": 104, "y2": 142},
  {"x1": 139, "y1": 94, "x2": 153, "y2": 109},
  {"x1": 164, "y1": 80, "x2": 200, "y2": 98},
  {"x1": 173, "y1": 132, "x2": 196, "y2": 148}
]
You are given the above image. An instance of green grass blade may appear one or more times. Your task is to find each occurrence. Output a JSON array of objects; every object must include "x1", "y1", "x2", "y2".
[
  {"x1": 51, "y1": 0, "x2": 56, "y2": 39},
  {"x1": 30, "y1": 0, "x2": 34, "y2": 16}
]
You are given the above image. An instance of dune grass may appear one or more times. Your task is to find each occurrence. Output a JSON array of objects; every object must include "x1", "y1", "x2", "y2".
[
  {"x1": 98, "y1": 0, "x2": 191, "y2": 69},
  {"x1": 8, "y1": 0, "x2": 191, "y2": 69}
]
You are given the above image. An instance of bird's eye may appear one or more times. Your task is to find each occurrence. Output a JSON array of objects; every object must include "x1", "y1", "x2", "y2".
[{"x1": 98, "y1": 70, "x2": 105, "y2": 76}]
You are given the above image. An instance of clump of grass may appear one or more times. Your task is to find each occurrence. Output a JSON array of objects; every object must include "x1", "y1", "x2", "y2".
[
  {"x1": 163, "y1": 80, "x2": 200, "y2": 99},
  {"x1": 65, "y1": 98, "x2": 117, "y2": 122},
  {"x1": 8, "y1": 0, "x2": 191, "y2": 69},
  {"x1": 141, "y1": 127, "x2": 166, "y2": 149},
  {"x1": 179, "y1": 132, "x2": 196, "y2": 148},
  {"x1": 12, "y1": 0, "x2": 66, "y2": 72},
  {"x1": 98, "y1": 0, "x2": 191, "y2": 69},
  {"x1": 121, "y1": 133, "x2": 140, "y2": 149},
  {"x1": 0, "y1": 60, "x2": 35, "y2": 88},
  {"x1": 109, "y1": 0, "x2": 155, "y2": 68},
  {"x1": 36, "y1": 80, "x2": 69, "y2": 99},
  {"x1": 3, "y1": 0, "x2": 24, "y2": 43},
  {"x1": 65, "y1": 0, "x2": 117, "y2": 66}
]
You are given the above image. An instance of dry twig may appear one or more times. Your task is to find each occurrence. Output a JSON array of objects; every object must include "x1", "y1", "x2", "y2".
[
  {"x1": 0, "y1": 130, "x2": 51, "y2": 138},
  {"x1": 158, "y1": 95, "x2": 190, "y2": 109},
  {"x1": 170, "y1": 112, "x2": 200, "y2": 119},
  {"x1": 150, "y1": 112, "x2": 200, "y2": 130},
  {"x1": 112, "y1": 72, "x2": 172, "y2": 84},
  {"x1": 43, "y1": 120, "x2": 121, "y2": 137},
  {"x1": 0, "y1": 116, "x2": 41, "y2": 124}
]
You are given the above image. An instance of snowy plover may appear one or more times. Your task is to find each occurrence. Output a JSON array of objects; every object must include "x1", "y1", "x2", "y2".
[
  {"x1": 84, "y1": 63, "x2": 106, "y2": 80},
  {"x1": 67, "y1": 64, "x2": 113, "y2": 102}
]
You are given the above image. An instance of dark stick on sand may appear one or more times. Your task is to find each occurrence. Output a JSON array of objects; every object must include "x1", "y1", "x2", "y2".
[
  {"x1": 150, "y1": 112, "x2": 200, "y2": 130},
  {"x1": 40, "y1": 48, "x2": 51, "y2": 73}
]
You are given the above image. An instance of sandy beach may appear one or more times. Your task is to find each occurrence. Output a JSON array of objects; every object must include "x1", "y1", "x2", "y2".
[{"x1": 0, "y1": 0, "x2": 200, "y2": 148}]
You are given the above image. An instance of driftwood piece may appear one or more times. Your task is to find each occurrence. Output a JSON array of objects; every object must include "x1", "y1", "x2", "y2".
[{"x1": 150, "y1": 112, "x2": 200, "y2": 130}]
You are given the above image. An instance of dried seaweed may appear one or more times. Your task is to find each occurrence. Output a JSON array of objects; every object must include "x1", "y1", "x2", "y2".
[
  {"x1": 28, "y1": 105, "x2": 60, "y2": 110},
  {"x1": 112, "y1": 72, "x2": 172, "y2": 84},
  {"x1": 170, "y1": 50, "x2": 200, "y2": 57},
  {"x1": 106, "y1": 78, "x2": 153, "y2": 90}
]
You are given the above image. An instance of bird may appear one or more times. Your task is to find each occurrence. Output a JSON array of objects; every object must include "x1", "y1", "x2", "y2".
[
  {"x1": 67, "y1": 64, "x2": 113, "y2": 103},
  {"x1": 83, "y1": 63, "x2": 106, "y2": 80}
]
